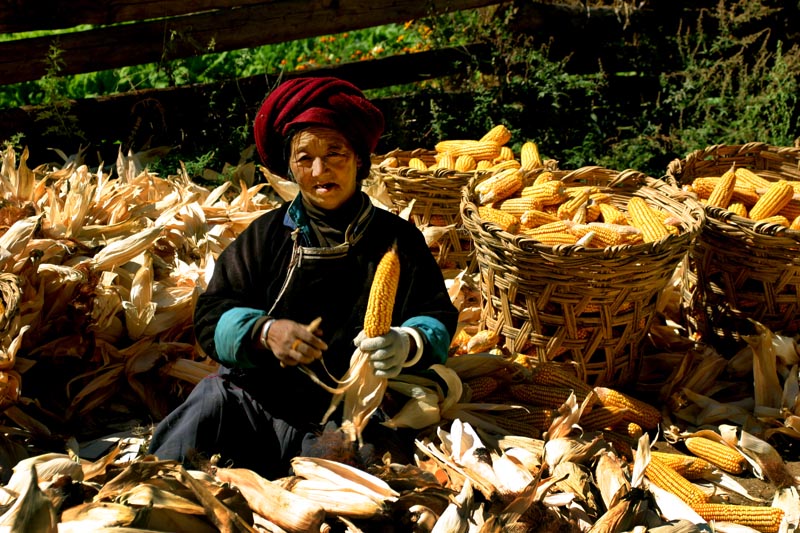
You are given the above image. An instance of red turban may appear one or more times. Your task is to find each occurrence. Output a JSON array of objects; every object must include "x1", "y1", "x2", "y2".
[{"x1": 253, "y1": 76, "x2": 385, "y2": 177}]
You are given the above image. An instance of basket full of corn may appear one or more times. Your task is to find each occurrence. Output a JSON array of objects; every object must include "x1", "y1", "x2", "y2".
[
  {"x1": 460, "y1": 165, "x2": 705, "y2": 387},
  {"x1": 371, "y1": 125, "x2": 555, "y2": 273},
  {"x1": 666, "y1": 142, "x2": 800, "y2": 346}
]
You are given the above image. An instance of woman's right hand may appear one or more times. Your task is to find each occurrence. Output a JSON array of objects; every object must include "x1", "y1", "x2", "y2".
[{"x1": 262, "y1": 318, "x2": 327, "y2": 366}]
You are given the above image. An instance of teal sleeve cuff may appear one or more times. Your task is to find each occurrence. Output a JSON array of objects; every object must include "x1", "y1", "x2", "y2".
[
  {"x1": 215, "y1": 307, "x2": 267, "y2": 368},
  {"x1": 401, "y1": 316, "x2": 451, "y2": 364}
]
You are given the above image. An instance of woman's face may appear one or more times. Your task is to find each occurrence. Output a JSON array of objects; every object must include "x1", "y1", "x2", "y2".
[{"x1": 289, "y1": 126, "x2": 360, "y2": 210}]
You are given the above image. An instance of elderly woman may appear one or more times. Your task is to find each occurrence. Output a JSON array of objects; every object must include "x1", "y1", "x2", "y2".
[{"x1": 148, "y1": 76, "x2": 458, "y2": 479}]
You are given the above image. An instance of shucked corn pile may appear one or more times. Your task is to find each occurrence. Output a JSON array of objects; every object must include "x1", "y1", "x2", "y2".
[
  {"x1": 684, "y1": 165, "x2": 800, "y2": 227},
  {"x1": 0, "y1": 144, "x2": 798, "y2": 532}
]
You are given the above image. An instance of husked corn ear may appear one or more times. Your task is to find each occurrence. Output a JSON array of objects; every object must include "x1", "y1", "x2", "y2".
[
  {"x1": 494, "y1": 196, "x2": 544, "y2": 216},
  {"x1": 791, "y1": 215, "x2": 800, "y2": 230},
  {"x1": 407, "y1": 157, "x2": 428, "y2": 171},
  {"x1": 523, "y1": 220, "x2": 575, "y2": 236},
  {"x1": 749, "y1": 180, "x2": 794, "y2": 220},
  {"x1": 620, "y1": 421, "x2": 643, "y2": 440},
  {"x1": 494, "y1": 145, "x2": 515, "y2": 163},
  {"x1": 650, "y1": 451, "x2": 714, "y2": 480},
  {"x1": 520, "y1": 141, "x2": 542, "y2": 170},
  {"x1": 571, "y1": 224, "x2": 626, "y2": 247},
  {"x1": 706, "y1": 166, "x2": 737, "y2": 208},
  {"x1": 529, "y1": 363, "x2": 593, "y2": 395},
  {"x1": 683, "y1": 437, "x2": 747, "y2": 474},
  {"x1": 520, "y1": 181, "x2": 568, "y2": 205},
  {"x1": 779, "y1": 198, "x2": 800, "y2": 220},
  {"x1": 476, "y1": 159, "x2": 493, "y2": 170},
  {"x1": 593, "y1": 386, "x2": 662, "y2": 429},
  {"x1": 466, "y1": 329, "x2": 501, "y2": 353},
  {"x1": 478, "y1": 205, "x2": 520, "y2": 233},
  {"x1": 378, "y1": 156, "x2": 398, "y2": 168},
  {"x1": 437, "y1": 152, "x2": 456, "y2": 170},
  {"x1": 465, "y1": 375, "x2": 501, "y2": 401},
  {"x1": 523, "y1": 232, "x2": 578, "y2": 245},
  {"x1": 454, "y1": 154, "x2": 477, "y2": 172},
  {"x1": 627, "y1": 196, "x2": 669, "y2": 242},
  {"x1": 520, "y1": 209, "x2": 560, "y2": 229},
  {"x1": 727, "y1": 201, "x2": 748, "y2": 217},
  {"x1": 557, "y1": 188, "x2": 591, "y2": 220},
  {"x1": 598, "y1": 203, "x2": 629, "y2": 225},
  {"x1": 734, "y1": 167, "x2": 771, "y2": 190},
  {"x1": 693, "y1": 503, "x2": 784, "y2": 533},
  {"x1": 645, "y1": 455, "x2": 709, "y2": 507},
  {"x1": 509, "y1": 383, "x2": 589, "y2": 407},
  {"x1": 489, "y1": 159, "x2": 521, "y2": 172},
  {"x1": 504, "y1": 406, "x2": 557, "y2": 432},
  {"x1": 477, "y1": 168, "x2": 524, "y2": 204},
  {"x1": 434, "y1": 140, "x2": 502, "y2": 160},
  {"x1": 533, "y1": 170, "x2": 556, "y2": 185},
  {"x1": 689, "y1": 177, "x2": 760, "y2": 206},
  {"x1": 480, "y1": 124, "x2": 512, "y2": 145},
  {"x1": 581, "y1": 405, "x2": 628, "y2": 430},
  {"x1": 364, "y1": 245, "x2": 400, "y2": 337},
  {"x1": 758, "y1": 214, "x2": 790, "y2": 226}
]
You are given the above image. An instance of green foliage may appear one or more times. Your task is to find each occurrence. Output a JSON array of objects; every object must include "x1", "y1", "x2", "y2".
[{"x1": 33, "y1": 40, "x2": 86, "y2": 143}]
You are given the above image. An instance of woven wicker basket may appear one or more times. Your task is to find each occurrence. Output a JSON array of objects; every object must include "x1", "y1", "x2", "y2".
[
  {"x1": 666, "y1": 142, "x2": 800, "y2": 347},
  {"x1": 371, "y1": 148, "x2": 480, "y2": 272},
  {"x1": 461, "y1": 166, "x2": 705, "y2": 387}
]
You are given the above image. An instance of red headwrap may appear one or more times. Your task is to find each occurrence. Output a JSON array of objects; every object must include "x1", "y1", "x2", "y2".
[{"x1": 253, "y1": 76, "x2": 385, "y2": 177}]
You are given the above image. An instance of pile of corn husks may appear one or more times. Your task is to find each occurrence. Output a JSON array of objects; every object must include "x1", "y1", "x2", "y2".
[{"x1": 0, "y1": 145, "x2": 798, "y2": 532}]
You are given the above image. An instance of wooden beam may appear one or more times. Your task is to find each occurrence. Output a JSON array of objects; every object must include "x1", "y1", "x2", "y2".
[
  {"x1": 0, "y1": 0, "x2": 268, "y2": 33},
  {"x1": 0, "y1": 0, "x2": 503, "y2": 86},
  {"x1": 0, "y1": 44, "x2": 492, "y2": 167}
]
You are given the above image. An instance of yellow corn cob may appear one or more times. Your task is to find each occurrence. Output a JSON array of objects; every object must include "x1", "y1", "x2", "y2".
[
  {"x1": 758, "y1": 214, "x2": 790, "y2": 227},
  {"x1": 580, "y1": 405, "x2": 628, "y2": 430},
  {"x1": 571, "y1": 204, "x2": 588, "y2": 224},
  {"x1": 493, "y1": 145, "x2": 515, "y2": 163},
  {"x1": 589, "y1": 192, "x2": 612, "y2": 204},
  {"x1": 619, "y1": 421, "x2": 643, "y2": 440},
  {"x1": 734, "y1": 167, "x2": 772, "y2": 190},
  {"x1": 494, "y1": 196, "x2": 544, "y2": 216},
  {"x1": 488, "y1": 159, "x2": 521, "y2": 172},
  {"x1": 689, "y1": 177, "x2": 760, "y2": 206},
  {"x1": 779, "y1": 198, "x2": 800, "y2": 220},
  {"x1": 532, "y1": 171, "x2": 556, "y2": 186},
  {"x1": 466, "y1": 329, "x2": 501, "y2": 353},
  {"x1": 520, "y1": 141, "x2": 542, "y2": 170},
  {"x1": 706, "y1": 166, "x2": 737, "y2": 208},
  {"x1": 378, "y1": 156, "x2": 398, "y2": 168},
  {"x1": 601, "y1": 430, "x2": 634, "y2": 460},
  {"x1": 465, "y1": 375, "x2": 501, "y2": 402},
  {"x1": 476, "y1": 168, "x2": 524, "y2": 204},
  {"x1": 524, "y1": 232, "x2": 579, "y2": 245},
  {"x1": 571, "y1": 224, "x2": 626, "y2": 247},
  {"x1": 693, "y1": 503, "x2": 784, "y2": 533},
  {"x1": 453, "y1": 154, "x2": 477, "y2": 172},
  {"x1": 523, "y1": 220, "x2": 575, "y2": 236},
  {"x1": 477, "y1": 205, "x2": 520, "y2": 233},
  {"x1": 363, "y1": 245, "x2": 400, "y2": 337},
  {"x1": 650, "y1": 451, "x2": 714, "y2": 480},
  {"x1": 520, "y1": 181, "x2": 567, "y2": 205},
  {"x1": 449, "y1": 328, "x2": 472, "y2": 354},
  {"x1": 727, "y1": 201, "x2": 748, "y2": 217},
  {"x1": 593, "y1": 386, "x2": 662, "y2": 429},
  {"x1": 749, "y1": 180, "x2": 795, "y2": 220},
  {"x1": 645, "y1": 455, "x2": 709, "y2": 508},
  {"x1": 476, "y1": 159, "x2": 493, "y2": 170},
  {"x1": 627, "y1": 196, "x2": 669, "y2": 242},
  {"x1": 520, "y1": 209, "x2": 560, "y2": 229},
  {"x1": 504, "y1": 406, "x2": 557, "y2": 432},
  {"x1": 434, "y1": 140, "x2": 502, "y2": 160},
  {"x1": 683, "y1": 437, "x2": 747, "y2": 474},
  {"x1": 791, "y1": 215, "x2": 800, "y2": 230},
  {"x1": 509, "y1": 384, "x2": 589, "y2": 407},
  {"x1": 437, "y1": 152, "x2": 456, "y2": 170},
  {"x1": 407, "y1": 157, "x2": 428, "y2": 171},
  {"x1": 529, "y1": 363, "x2": 593, "y2": 395},
  {"x1": 596, "y1": 203, "x2": 628, "y2": 226},
  {"x1": 480, "y1": 124, "x2": 512, "y2": 145},
  {"x1": 557, "y1": 188, "x2": 591, "y2": 220}
]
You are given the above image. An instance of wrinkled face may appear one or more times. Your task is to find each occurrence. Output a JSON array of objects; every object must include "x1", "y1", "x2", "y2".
[{"x1": 289, "y1": 126, "x2": 360, "y2": 211}]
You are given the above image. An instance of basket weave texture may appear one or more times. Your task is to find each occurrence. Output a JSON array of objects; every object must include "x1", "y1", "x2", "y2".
[
  {"x1": 461, "y1": 166, "x2": 705, "y2": 387},
  {"x1": 371, "y1": 148, "x2": 479, "y2": 271},
  {"x1": 666, "y1": 142, "x2": 800, "y2": 345}
]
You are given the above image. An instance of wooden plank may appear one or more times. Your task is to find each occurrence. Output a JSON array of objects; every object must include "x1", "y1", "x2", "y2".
[
  {"x1": 0, "y1": 0, "x2": 502, "y2": 86},
  {"x1": 0, "y1": 0, "x2": 267, "y2": 33},
  {"x1": 0, "y1": 44, "x2": 493, "y2": 168}
]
